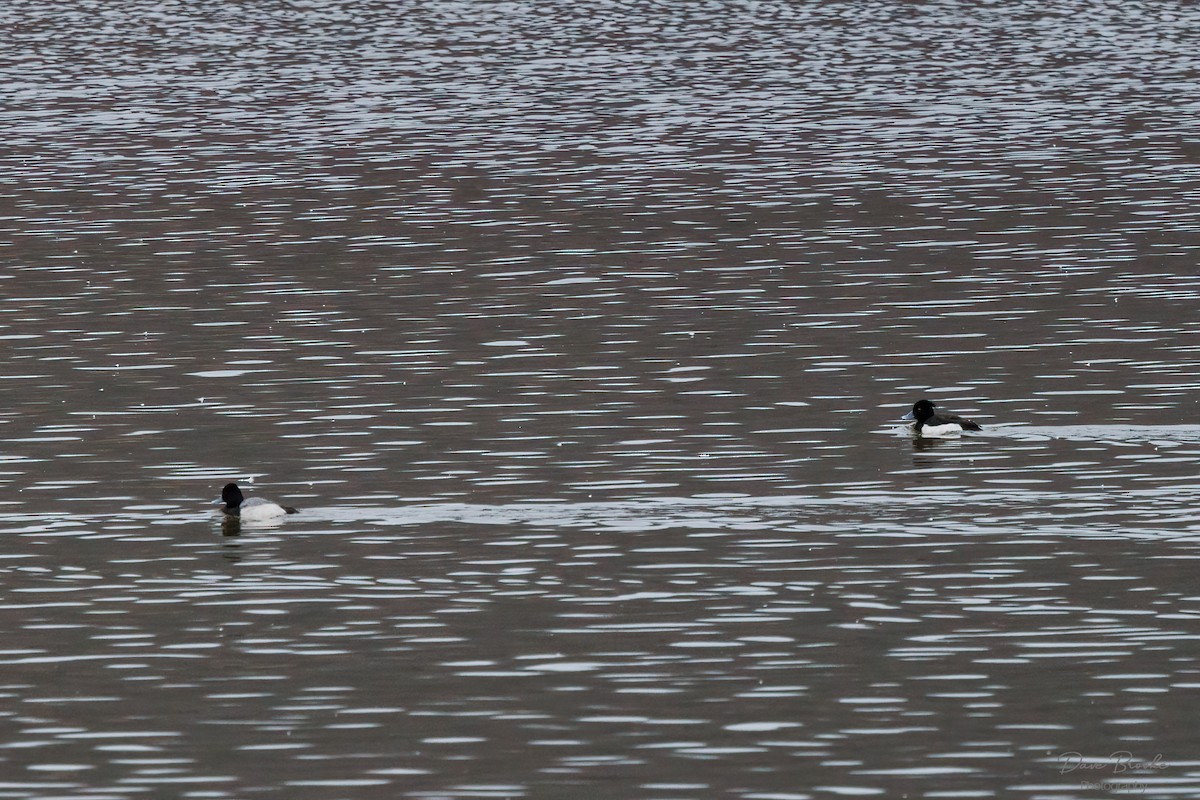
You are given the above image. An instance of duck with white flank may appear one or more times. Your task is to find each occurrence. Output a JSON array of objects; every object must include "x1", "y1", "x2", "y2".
[
  {"x1": 219, "y1": 482, "x2": 299, "y2": 523},
  {"x1": 902, "y1": 399, "x2": 982, "y2": 438}
]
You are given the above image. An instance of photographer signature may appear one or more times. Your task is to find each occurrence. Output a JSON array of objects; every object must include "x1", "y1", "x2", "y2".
[{"x1": 1059, "y1": 752, "x2": 1167, "y2": 775}]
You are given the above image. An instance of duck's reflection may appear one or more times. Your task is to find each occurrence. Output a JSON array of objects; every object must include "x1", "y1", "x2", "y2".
[{"x1": 913, "y1": 436, "x2": 956, "y2": 453}]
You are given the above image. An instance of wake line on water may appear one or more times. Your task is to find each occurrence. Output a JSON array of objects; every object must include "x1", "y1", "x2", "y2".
[
  {"x1": 882, "y1": 423, "x2": 1200, "y2": 444},
  {"x1": 247, "y1": 484, "x2": 1197, "y2": 530},
  {"x1": 986, "y1": 424, "x2": 1200, "y2": 444},
  {"x1": 4, "y1": 483, "x2": 1199, "y2": 534}
]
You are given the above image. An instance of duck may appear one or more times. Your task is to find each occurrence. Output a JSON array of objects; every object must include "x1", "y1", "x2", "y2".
[
  {"x1": 902, "y1": 399, "x2": 982, "y2": 438},
  {"x1": 219, "y1": 482, "x2": 298, "y2": 523}
]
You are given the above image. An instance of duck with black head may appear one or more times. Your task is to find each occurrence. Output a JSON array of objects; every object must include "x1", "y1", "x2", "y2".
[
  {"x1": 219, "y1": 482, "x2": 299, "y2": 523},
  {"x1": 902, "y1": 399, "x2": 982, "y2": 438}
]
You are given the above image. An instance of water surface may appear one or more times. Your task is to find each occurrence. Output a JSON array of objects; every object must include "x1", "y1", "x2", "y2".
[{"x1": 2, "y1": 0, "x2": 1200, "y2": 797}]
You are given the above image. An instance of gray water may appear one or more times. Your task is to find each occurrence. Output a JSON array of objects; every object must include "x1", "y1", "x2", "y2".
[{"x1": 3, "y1": 1, "x2": 1200, "y2": 797}]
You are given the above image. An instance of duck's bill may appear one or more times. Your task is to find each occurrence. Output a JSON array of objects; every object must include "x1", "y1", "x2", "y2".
[{"x1": 900, "y1": 411, "x2": 915, "y2": 421}]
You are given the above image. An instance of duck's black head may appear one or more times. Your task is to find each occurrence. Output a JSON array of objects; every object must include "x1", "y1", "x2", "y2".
[
  {"x1": 909, "y1": 399, "x2": 937, "y2": 423},
  {"x1": 221, "y1": 483, "x2": 244, "y2": 510}
]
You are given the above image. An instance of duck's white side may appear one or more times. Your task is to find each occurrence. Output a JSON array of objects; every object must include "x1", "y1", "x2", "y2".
[
  {"x1": 235, "y1": 497, "x2": 291, "y2": 522},
  {"x1": 914, "y1": 422, "x2": 965, "y2": 439}
]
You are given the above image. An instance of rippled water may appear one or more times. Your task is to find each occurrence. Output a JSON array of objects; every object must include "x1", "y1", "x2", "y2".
[{"x1": 3, "y1": 0, "x2": 1200, "y2": 797}]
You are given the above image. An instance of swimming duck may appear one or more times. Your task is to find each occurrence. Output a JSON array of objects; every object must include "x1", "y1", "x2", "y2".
[
  {"x1": 902, "y1": 399, "x2": 982, "y2": 438},
  {"x1": 220, "y1": 482, "x2": 298, "y2": 522}
]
